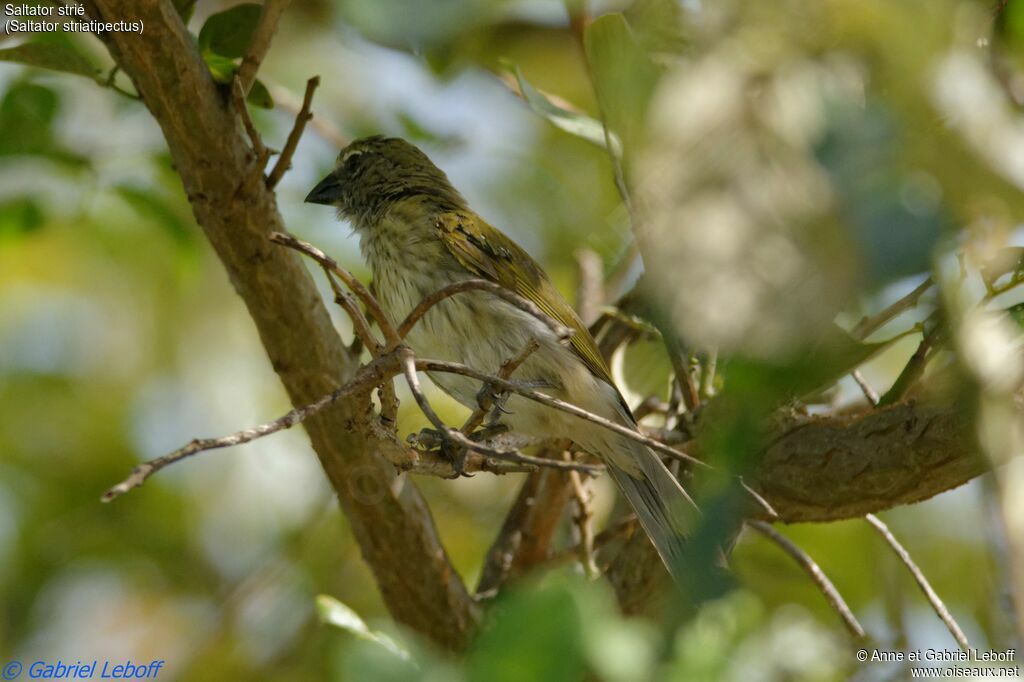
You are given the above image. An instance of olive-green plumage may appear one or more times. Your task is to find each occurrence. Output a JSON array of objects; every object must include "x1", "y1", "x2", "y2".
[{"x1": 306, "y1": 136, "x2": 695, "y2": 582}]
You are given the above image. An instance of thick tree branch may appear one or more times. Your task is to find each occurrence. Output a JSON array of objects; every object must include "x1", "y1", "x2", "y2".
[
  {"x1": 90, "y1": 0, "x2": 477, "y2": 649},
  {"x1": 750, "y1": 402, "x2": 985, "y2": 522}
]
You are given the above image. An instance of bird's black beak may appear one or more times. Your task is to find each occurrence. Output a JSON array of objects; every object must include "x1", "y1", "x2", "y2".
[{"x1": 305, "y1": 172, "x2": 342, "y2": 205}]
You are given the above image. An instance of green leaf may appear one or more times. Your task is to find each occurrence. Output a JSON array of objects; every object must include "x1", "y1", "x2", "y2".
[
  {"x1": 316, "y1": 595, "x2": 410, "y2": 661},
  {"x1": 202, "y1": 53, "x2": 238, "y2": 84},
  {"x1": 246, "y1": 78, "x2": 274, "y2": 109},
  {"x1": 0, "y1": 82, "x2": 58, "y2": 155},
  {"x1": 173, "y1": 0, "x2": 197, "y2": 24},
  {"x1": 0, "y1": 196, "x2": 45, "y2": 237},
  {"x1": 198, "y1": 3, "x2": 262, "y2": 59},
  {"x1": 0, "y1": 82, "x2": 88, "y2": 167},
  {"x1": 503, "y1": 60, "x2": 621, "y2": 156},
  {"x1": 583, "y1": 13, "x2": 660, "y2": 162},
  {"x1": 0, "y1": 39, "x2": 100, "y2": 81},
  {"x1": 467, "y1": 583, "x2": 586, "y2": 682}
]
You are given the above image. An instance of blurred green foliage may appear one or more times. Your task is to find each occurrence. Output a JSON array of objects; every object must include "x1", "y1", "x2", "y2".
[{"x1": 1, "y1": 0, "x2": 1023, "y2": 680}]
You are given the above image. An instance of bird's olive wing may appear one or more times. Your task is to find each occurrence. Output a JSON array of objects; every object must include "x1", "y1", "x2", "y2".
[{"x1": 435, "y1": 211, "x2": 616, "y2": 388}]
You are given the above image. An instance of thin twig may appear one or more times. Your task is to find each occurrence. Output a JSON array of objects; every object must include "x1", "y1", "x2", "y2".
[
  {"x1": 748, "y1": 520, "x2": 866, "y2": 640},
  {"x1": 269, "y1": 232, "x2": 402, "y2": 348},
  {"x1": 851, "y1": 370, "x2": 880, "y2": 406},
  {"x1": 102, "y1": 352, "x2": 401, "y2": 502},
  {"x1": 266, "y1": 75, "x2": 319, "y2": 189},
  {"x1": 399, "y1": 350, "x2": 599, "y2": 474},
  {"x1": 633, "y1": 396, "x2": 671, "y2": 422},
  {"x1": 322, "y1": 268, "x2": 381, "y2": 356},
  {"x1": 476, "y1": 443, "x2": 576, "y2": 595},
  {"x1": 662, "y1": 329, "x2": 701, "y2": 414},
  {"x1": 266, "y1": 80, "x2": 348, "y2": 149},
  {"x1": 852, "y1": 277, "x2": 933, "y2": 340},
  {"x1": 565, "y1": 451, "x2": 599, "y2": 578},
  {"x1": 398, "y1": 279, "x2": 572, "y2": 343},
  {"x1": 236, "y1": 0, "x2": 292, "y2": 96},
  {"x1": 419, "y1": 358, "x2": 706, "y2": 468},
  {"x1": 102, "y1": 350, "x2": 586, "y2": 501},
  {"x1": 547, "y1": 516, "x2": 637, "y2": 568},
  {"x1": 740, "y1": 479, "x2": 779, "y2": 520},
  {"x1": 461, "y1": 339, "x2": 540, "y2": 435},
  {"x1": 865, "y1": 513, "x2": 970, "y2": 650},
  {"x1": 877, "y1": 335, "x2": 932, "y2": 407},
  {"x1": 232, "y1": 78, "x2": 271, "y2": 169}
]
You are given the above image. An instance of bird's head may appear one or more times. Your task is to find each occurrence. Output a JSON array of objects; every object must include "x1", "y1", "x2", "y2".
[{"x1": 305, "y1": 135, "x2": 464, "y2": 226}]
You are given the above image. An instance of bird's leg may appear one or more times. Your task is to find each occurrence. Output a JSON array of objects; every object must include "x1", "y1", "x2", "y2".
[
  {"x1": 469, "y1": 423, "x2": 508, "y2": 441},
  {"x1": 475, "y1": 378, "x2": 553, "y2": 426},
  {"x1": 477, "y1": 383, "x2": 512, "y2": 427},
  {"x1": 406, "y1": 428, "x2": 474, "y2": 478}
]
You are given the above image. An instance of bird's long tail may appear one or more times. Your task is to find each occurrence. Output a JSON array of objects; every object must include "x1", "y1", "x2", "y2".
[{"x1": 603, "y1": 438, "x2": 698, "y2": 585}]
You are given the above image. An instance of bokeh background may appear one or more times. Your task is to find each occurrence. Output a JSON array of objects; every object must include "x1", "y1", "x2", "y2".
[{"x1": 1, "y1": 0, "x2": 1023, "y2": 679}]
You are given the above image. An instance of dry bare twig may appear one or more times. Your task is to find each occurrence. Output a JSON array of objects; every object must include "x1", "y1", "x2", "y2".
[
  {"x1": 102, "y1": 352, "x2": 399, "y2": 502},
  {"x1": 267, "y1": 75, "x2": 319, "y2": 189},
  {"x1": 865, "y1": 513, "x2": 970, "y2": 650},
  {"x1": 232, "y1": 78, "x2": 271, "y2": 169},
  {"x1": 566, "y1": 451, "x2": 599, "y2": 578},
  {"x1": 851, "y1": 370, "x2": 880, "y2": 406},
  {"x1": 101, "y1": 350, "x2": 582, "y2": 501},
  {"x1": 399, "y1": 349, "x2": 598, "y2": 474},
  {"x1": 270, "y1": 232, "x2": 401, "y2": 347},
  {"x1": 748, "y1": 520, "x2": 866, "y2": 640},
  {"x1": 236, "y1": 0, "x2": 292, "y2": 96},
  {"x1": 266, "y1": 80, "x2": 349, "y2": 149},
  {"x1": 421, "y1": 359, "x2": 706, "y2": 468},
  {"x1": 852, "y1": 277, "x2": 933, "y2": 340},
  {"x1": 322, "y1": 268, "x2": 381, "y2": 357},
  {"x1": 547, "y1": 516, "x2": 638, "y2": 570}
]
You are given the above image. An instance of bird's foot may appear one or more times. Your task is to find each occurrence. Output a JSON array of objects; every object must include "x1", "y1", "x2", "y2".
[
  {"x1": 475, "y1": 384, "x2": 512, "y2": 425},
  {"x1": 407, "y1": 427, "x2": 474, "y2": 478},
  {"x1": 468, "y1": 423, "x2": 508, "y2": 442}
]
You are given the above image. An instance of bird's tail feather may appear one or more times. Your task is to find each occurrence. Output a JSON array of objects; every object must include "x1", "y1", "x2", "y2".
[{"x1": 604, "y1": 442, "x2": 698, "y2": 585}]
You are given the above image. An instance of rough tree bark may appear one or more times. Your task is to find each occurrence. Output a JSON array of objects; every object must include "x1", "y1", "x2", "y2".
[{"x1": 82, "y1": 0, "x2": 991, "y2": 646}]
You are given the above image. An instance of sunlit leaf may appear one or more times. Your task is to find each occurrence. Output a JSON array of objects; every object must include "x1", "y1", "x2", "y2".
[
  {"x1": 202, "y1": 53, "x2": 237, "y2": 84},
  {"x1": 198, "y1": 3, "x2": 262, "y2": 59},
  {"x1": 316, "y1": 595, "x2": 410, "y2": 661},
  {"x1": 503, "y1": 60, "x2": 620, "y2": 155}
]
